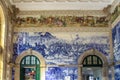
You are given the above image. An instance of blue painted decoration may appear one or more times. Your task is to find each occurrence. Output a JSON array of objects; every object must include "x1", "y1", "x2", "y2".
[
  {"x1": 13, "y1": 32, "x2": 109, "y2": 64},
  {"x1": 45, "y1": 67, "x2": 78, "y2": 80},
  {"x1": 13, "y1": 32, "x2": 110, "y2": 80},
  {"x1": 115, "y1": 65, "x2": 120, "y2": 80},
  {"x1": 112, "y1": 22, "x2": 120, "y2": 61}
]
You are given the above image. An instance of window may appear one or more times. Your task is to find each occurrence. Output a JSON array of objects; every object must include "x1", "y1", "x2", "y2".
[
  {"x1": 20, "y1": 55, "x2": 40, "y2": 80},
  {"x1": 82, "y1": 55, "x2": 103, "y2": 67}
]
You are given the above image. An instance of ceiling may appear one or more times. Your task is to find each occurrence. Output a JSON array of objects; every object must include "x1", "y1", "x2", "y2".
[{"x1": 10, "y1": 0, "x2": 114, "y2": 11}]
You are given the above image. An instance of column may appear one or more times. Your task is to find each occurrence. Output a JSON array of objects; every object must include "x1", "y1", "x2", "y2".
[
  {"x1": 15, "y1": 65, "x2": 20, "y2": 80},
  {"x1": 102, "y1": 66, "x2": 108, "y2": 80},
  {"x1": 78, "y1": 66, "x2": 82, "y2": 80},
  {"x1": 111, "y1": 66, "x2": 115, "y2": 80},
  {"x1": 109, "y1": 25, "x2": 115, "y2": 80}
]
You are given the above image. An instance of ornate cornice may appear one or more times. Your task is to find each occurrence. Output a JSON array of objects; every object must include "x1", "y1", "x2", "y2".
[
  {"x1": 12, "y1": 0, "x2": 110, "y2": 3},
  {"x1": 18, "y1": 10, "x2": 106, "y2": 16},
  {"x1": 110, "y1": 0, "x2": 120, "y2": 13},
  {"x1": 15, "y1": 10, "x2": 109, "y2": 28},
  {"x1": 14, "y1": 27, "x2": 110, "y2": 32},
  {"x1": 112, "y1": 15, "x2": 120, "y2": 28},
  {"x1": 110, "y1": 2, "x2": 120, "y2": 23}
]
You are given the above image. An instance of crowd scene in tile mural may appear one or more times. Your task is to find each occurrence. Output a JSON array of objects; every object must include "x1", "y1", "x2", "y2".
[{"x1": 15, "y1": 16, "x2": 109, "y2": 27}]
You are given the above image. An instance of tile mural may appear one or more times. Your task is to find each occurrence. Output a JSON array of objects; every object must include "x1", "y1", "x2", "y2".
[
  {"x1": 115, "y1": 65, "x2": 120, "y2": 80},
  {"x1": 112, "y1": 21, "x2": 120, "y2": 61},
  {"x1": 13, "y1": 32, "x2": 110, "y2": 64},
  {"x1": 108, "y1": 67, "x2": 112, "y2": 80},
  {"x1": 45, "y1": 67, "x2": 77, "y2": 80},
  {"x1": 13, "y1": 31, "x2": 110, "y2": 80}
]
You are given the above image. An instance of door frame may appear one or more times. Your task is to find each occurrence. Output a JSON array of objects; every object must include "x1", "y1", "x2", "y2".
[
  {"x1": 20, "y1": 55, "x2": 40, "y2": 80},
  {"x1": 78, "y1": 49, "x2": 108, "y2": 80},
  {"x1": 15, "y1": 49, "x2": 46, "y2": 80}
]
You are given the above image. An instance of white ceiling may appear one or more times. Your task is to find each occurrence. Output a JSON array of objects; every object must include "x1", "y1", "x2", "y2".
[{"x1": 10, "y1": 0, "x2": 114, "y2": 11}]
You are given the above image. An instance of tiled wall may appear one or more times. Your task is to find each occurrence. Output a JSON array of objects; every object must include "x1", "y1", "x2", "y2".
[
  {"x1": 112, "y1": 22, "x2": 120, "y2": 61},
  {"x1": 46, "y1": 67, "x2": 77, "y2": 80},
  {"x1": 112, "y1": 21, "x2": 120, "y2": 80},
  {"x1": 115, "y1": 65, "x2": 120, "y2": 80},
  {"x1": 13, "y1": 31, "x2": 110, "y2": 80}
]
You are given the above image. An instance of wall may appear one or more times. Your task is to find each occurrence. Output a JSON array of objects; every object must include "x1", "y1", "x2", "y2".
[
  {"x1": 13, "y1": 31, "x2": 110, "y2": 80},
  {"x1": 112, "y1": 21, "x2": 120, "y2": 80},
  {"x1": 112, "y1": 22, "x2": 120, "y2": 61}
]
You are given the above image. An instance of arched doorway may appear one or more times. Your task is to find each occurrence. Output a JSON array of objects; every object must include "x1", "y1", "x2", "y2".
[
  {"x1": 78, "y1": 49, "x2": 108, "y2": 80},
  {"x1": 82, "y1": 55, "x2": 103, "y2": 80},
  {"x1": 15, "y1": 49, "x2": 46, "y2": 80},
  {"x1": 20, "y1": 55, "x2": 40, "y2": 80}
]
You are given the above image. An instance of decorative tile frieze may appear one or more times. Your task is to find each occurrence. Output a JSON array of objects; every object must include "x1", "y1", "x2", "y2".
[{"x1": 15, "y1": 15, "x2": 109, "y2": 27}]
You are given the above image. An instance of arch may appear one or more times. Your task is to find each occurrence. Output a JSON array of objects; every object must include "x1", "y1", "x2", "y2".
[
  {"x1": 15, "y1": 49, "x2": 46, "y2": 80},
  {"x1": 82, "y1": 55, "x2": 103, "y2": 67},
  {"x1": 78, "y1": 49, "x2": 108, "y2": 80},
  {"x1": 20, "y1": 55, "x2": 40, "y2": 66}
]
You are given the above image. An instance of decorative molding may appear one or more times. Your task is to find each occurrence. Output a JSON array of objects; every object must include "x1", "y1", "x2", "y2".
[
  {"x1": 18, "y1": 10, "x2": 106, "y2": 16},
  {"x1": 110, "y1": 0, "x2": 120, "y2": 13},
  {"x1": 15, "y1": 15, "x2": 109, "y2": 27},
  {"x1": 110, "y1": 3, "x2": 120, "y2": 23},
  {"x1": 10, "y1": 1, "x2": 113, "y2": 10},
  {"x1": 14, "y1": 27, "x2": 110, "y2": 32},
  {"x1": 103, "y1": 5, "x2": 111, "y2": 15},
  {"x1": 12, "y1": 0, "x2": 110, "y2": 2},
  {"x1": 112, "y1": 15, "x2": 120, "y2": 28},
  {"x1": 7, "y1": 5, "x2": 19, "y2": 23},
  {"x1": 16, "y1": 10, "x2": 109, "y2": 28}
]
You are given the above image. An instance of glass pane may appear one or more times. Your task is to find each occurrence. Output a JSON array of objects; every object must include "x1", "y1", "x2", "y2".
[
  {"x1": 37, "y1": 60, "x2": 39, "y2": 65},
  {"x1": 93, "y1": 56, "x2": 97, "y2": 64},
  {"x1": 22, "y1": 59, "x2": 24, "y2": 64},
  {"x1": 99, "y1": 60, "x2": 102, "y2": 64},
  {"x1": 31, "y1": 56, "x2": 35, "y2": 65},
  {"x1": 87, "y1": 56, "x2": 91, "y2": 65},
  {"x1": 26, "y1": 56, "x2": 30, "y2": 64},
  {"x1": 83, "y1": 59, "x2": 86, "y2": 65},
  {"x1": 21, "y1": 56, "x2": 40, "y2": 65}
]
